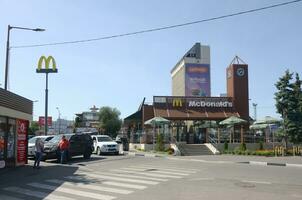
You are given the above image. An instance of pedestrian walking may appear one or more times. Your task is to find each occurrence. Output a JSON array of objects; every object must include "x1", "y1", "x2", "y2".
[
  {"x1": 59, "y1": 135, "x2": 69, "y2": 164},
  {"x1": 33, "y1": 137, "x2": 44, "y2": 169}
]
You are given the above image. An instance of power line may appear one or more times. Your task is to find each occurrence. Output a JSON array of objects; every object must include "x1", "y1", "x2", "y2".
[{"x1": 11, "y1": 0, "x2": 302, "y2": 49}]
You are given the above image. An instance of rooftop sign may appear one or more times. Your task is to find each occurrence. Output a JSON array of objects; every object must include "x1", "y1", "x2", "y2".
[{"x1": 154, "y1": 96, "x2": 233, "y2": 108}]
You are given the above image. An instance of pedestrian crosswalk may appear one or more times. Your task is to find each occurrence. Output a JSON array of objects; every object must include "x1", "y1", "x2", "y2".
[{"x1": 1, "y1": 164, "x2": 197, "y2": 200}]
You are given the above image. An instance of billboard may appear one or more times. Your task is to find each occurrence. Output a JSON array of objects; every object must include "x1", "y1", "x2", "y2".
[
  {"x1": 185, "y1": 64, "x2": 210, "y2": 97},
  {"x1": 38, "y1": 116, "x2": 52, "y2": 126},
  {"x1": 16, "y1": 119, "x2": 28, "y2": 166}
]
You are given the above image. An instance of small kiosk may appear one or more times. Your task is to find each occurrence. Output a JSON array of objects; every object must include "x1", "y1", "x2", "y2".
[{"x1": 0, "y1": 88, "x2": 33, "y2": 168}]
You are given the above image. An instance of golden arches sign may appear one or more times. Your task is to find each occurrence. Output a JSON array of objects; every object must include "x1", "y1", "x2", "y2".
[
  {"x1": 172, "y1": 99, "x2": 183, "y2": 107},
  {"x1": 36, "y1": 56, "x2": 58, "y2": 73}
]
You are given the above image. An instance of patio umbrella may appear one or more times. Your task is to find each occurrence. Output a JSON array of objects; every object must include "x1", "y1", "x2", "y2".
[
  {"x1": 144, "y1": 116, "x2": 170, "y2": 125},
  {"x1": 144, "y1": 117, "x2": 170, "y2": 151},
  {"x1": 253, "y1": 116, "x2": 280, "y2": 146},
  {"x1": 250, "y1": 123, "x2": 268, "y2": 130},
  {"x1": 219, "y1": 116, "x2": 247, "y2": 143},
  {"x1": 254, "y1": 116, "x2": 280, "y2": 125},
  {"x1": 219, "y1": 116, "x2": 247, "y2": 125}
]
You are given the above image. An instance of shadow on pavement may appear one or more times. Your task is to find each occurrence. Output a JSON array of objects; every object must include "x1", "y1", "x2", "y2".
[
  {"x1": 0, "y1": 163, "x2": 99, "y2": 200},
  {"x1": 45, "y1": 155, "x2": 107, "y2": 165}
]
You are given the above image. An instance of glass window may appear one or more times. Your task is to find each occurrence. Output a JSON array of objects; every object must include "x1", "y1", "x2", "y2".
[
  {"x1": 7, "y1": 119, "x2": 16, "y2": 159},
  {"x1": 97, "y1": 136, "x2": 112, "y2": 142},
  {"x1": 0, "y1": 117, "x2": 6, "y2": 160}
]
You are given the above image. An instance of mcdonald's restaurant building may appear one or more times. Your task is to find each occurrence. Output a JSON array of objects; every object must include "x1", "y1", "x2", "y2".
[
  {"x1": 0, "y1": 88, "x2": 33, "y2": 168},
  {"x1": 124, "y1": 63, "x2": 250, "y2": 145}
]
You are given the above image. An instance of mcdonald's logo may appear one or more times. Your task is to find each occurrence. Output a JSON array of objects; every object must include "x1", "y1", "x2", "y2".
[
  {"x1": 36, "y1": 56, "x2": 58, "y2": 73},
  {"x1": 172, "y1": 99, "x2": 183, "y2": 107}
]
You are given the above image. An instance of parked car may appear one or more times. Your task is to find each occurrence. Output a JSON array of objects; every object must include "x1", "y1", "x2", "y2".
[
  {"x1": 28, "y1": 135, "x2": 54, "y2": 158},
  {"x1": 43, "y1": 133, "x2": 93, "y2": 161},
  {"x1": 91, "y1": 135, "x2": 119, "y2": 155}
]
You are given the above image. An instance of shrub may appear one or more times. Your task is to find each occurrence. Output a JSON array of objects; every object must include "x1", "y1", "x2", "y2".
[
  {"x1": 259, "y1": 141, "x2": 264, "y2": 150},
  {"x1": 245, "y1": 150, "x2": 251, "y2": 155},
  {"x1": 156, "y1": 134, "x2": 165, "y2": 152},
  {"x1": 239, "y1": 143, "x2": 247, "y2": 151},
  {"x1": 255, "y1": 150, "x2": 274, "y2": 157},
  {"x1": 224, "y1": 141, "x2": 228, "y2": 151}
]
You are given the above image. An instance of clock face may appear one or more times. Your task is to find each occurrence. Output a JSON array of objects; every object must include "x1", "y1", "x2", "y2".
[
  {"x1": 227, "y1": 70, "x2": 232, "y2": 78},
  {"x1": 236, "y1": 68, "x2": 245, "y2": 77}
]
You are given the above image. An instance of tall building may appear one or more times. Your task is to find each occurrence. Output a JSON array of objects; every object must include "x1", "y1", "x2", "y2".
[
  {"x1": 75, "y1": 105, "x2": 100, "y2": 128},
  {"x1": 171, "y1": 43, "x2": 211, "y2": 97}
]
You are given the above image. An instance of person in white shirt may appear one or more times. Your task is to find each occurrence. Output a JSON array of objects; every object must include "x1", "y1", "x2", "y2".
[{"x1": 33, "y1": 137, "x2": 44, "y2": 169}]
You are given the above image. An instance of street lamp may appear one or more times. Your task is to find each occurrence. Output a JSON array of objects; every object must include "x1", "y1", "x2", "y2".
[
  {"x1": 56, "y1": 107, "x2": 61, "y2": 134},
  {"x1": 4, "y1": 25, "x2": 45, "y2": 90}
]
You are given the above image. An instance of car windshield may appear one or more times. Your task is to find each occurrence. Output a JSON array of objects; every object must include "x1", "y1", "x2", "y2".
[
  {"x1": 97, "y1": 136, "x2": 113, "y2": 142},
  {"x1": 29, "y1": 136, "x2": 52, "y2": 144},
  {"x1": 48, "y1": 135, "x2": 72, "y2": 143},
  {"x1": 44, "y1": 136, "x2": 54, "y2": 142}
]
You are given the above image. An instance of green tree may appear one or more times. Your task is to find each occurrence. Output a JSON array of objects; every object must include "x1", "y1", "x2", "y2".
[
  {"x1": 275, "y1": 70, "x2": 302, "y2": 146},
  {"x1": 28, "y1": 121, "x2": 39, "y2": 135},
  {"x1": 74, "y1": 116, "x2": 82, "y2": 128},
  {"x1": 156, "y1": 133, "x2": 165, "y2": 152},
  {"x1": 98, "y1": 106, "x2": 122, "y2": 138},
  {"x1": 291, "y1": 73, "x2": 302, "y2": 143}
]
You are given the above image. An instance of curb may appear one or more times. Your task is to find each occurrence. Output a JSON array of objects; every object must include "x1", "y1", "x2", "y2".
[
  {"x1": 125, "y1": 152, "x2": 302, "y2": 168},
  {"x1": 125, "y1": 152, "x2": 164, "y2": 158},
  {"x1": 241, "y1": 161, "x2": 302, "y2": 168}
]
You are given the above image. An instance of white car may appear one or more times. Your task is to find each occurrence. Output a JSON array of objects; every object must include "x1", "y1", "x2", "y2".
[
  {"x1": 28, "y1": 135, "x2": 54, "y2": 157},
  {"x1": 92, "y1": 135, "x2": 119, "y2": 155}
]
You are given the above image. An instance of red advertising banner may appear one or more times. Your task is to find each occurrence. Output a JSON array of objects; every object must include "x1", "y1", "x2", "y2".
[
  {"x1": 16, "y1": 119, "x2": 28, "y2": 166},
  {"x1": 38, "y1": 116, "x2": 52, "y2": 126}
]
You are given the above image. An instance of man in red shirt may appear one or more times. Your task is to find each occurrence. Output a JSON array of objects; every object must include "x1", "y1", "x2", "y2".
[{"x1": 59, "y1": 135, "x2": 69, "y2": 164}]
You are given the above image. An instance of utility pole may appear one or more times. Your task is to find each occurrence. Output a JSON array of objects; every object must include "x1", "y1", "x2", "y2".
[{"x1": 56, "y1": 107, "x2": 61, "y2": 134}]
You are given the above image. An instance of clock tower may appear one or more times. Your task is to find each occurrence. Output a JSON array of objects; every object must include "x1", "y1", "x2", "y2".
[{"x1": 226, "y1": 56, "x2": 249, "y2": 121}]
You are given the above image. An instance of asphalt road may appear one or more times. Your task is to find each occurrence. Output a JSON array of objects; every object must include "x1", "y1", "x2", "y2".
[{"x1": 0, "y1": 155, "x2": 301, "y2": 200}]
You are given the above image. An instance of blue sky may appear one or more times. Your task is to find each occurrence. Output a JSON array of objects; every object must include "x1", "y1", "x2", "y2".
[{"x1": 0, "y1": 0, "x2": 301, "y2": 121}]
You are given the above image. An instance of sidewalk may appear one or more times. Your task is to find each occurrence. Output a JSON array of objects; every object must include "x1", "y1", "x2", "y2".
[
  {"x1": 124, "y1": 150, "x2": 171, "y2": 158},
  {"x1": 125, "y1": 150, "x2": 302, "y2": 167}
]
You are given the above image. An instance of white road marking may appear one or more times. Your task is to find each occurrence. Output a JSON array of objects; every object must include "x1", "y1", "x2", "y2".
[
  {"x1": 64, "y1": 176, "x2": 147, "y2": 190},
  {"x1": 0, "y1": 195, "x2": 24, "y2": 200},
  {"x1": 3, "y1": 186, "x2": 73, "y2": 200},
  {"x1": 132, "y1": 166, "x2": 197, "y2": 174},
  {"x1": 133, "y1": 165, "x2": 198, "y2": 173},
  {"x1": 139, "y1": 164, "x2": 198, "y2": 172},
  {"x1": 122, "y1": 167, "x2": 190, "y2": 176},
  {"x1": 79, "y1": 173, "x2": 159, "y2": 185},
  {"x1": 27, "y1": 182, "x2": 115, "y2": 200},
  {"x1": 92, "y1": 171, "x2": 168, "y2": 181},
  {"x1": 102, "y1": 181, "x2": 147, "y2": 189},
  {"x1": 241, "y1": 180, "x2": 272, "y2": 185},
  {"x1": 189, "y1": 178, "x2": 215, "y2": 181},
  {"x1": 110, "y1": 169, "x2": 182, "y2": 179},
  {"x1": 45, "y1": 179, "x2": 133, "y2": 194}
]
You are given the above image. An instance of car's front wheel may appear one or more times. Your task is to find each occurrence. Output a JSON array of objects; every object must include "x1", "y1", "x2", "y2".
[
  {"x1": 97, "y1": 147, "x2": 102, "y2": 155},
  {"x1": 83, "y1": 151, "x2": 91, "y2": 159}
]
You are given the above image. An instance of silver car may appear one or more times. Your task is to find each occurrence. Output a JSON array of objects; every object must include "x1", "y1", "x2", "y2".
[{"x1": 28, "y1": 135, "x2": 54, "y2": 158}]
